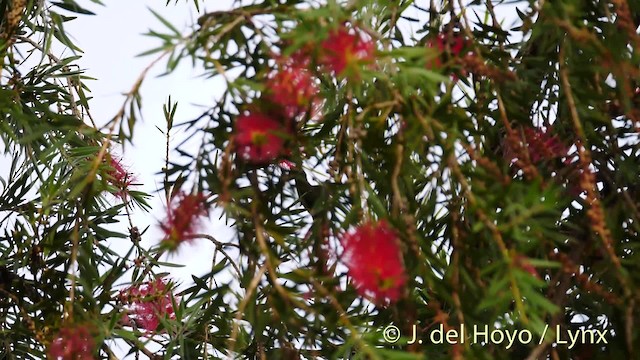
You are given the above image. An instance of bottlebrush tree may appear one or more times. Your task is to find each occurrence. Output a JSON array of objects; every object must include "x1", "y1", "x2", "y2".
[{"x1": 1, "y1": 0, "x2": 640, "y2": 359}]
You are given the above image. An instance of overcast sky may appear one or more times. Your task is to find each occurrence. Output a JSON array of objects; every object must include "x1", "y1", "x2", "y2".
[
  {"x1": 61, "y1": 0, "x2": 241, "y2": 291},
  {"x1": 58, "y1": 1, "x2": 240, "y2": 358}
]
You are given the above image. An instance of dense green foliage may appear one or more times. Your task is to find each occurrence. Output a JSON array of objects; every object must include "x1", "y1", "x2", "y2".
[{"x1": 1, "y1": 0, "x2": 640, "y2": 359}]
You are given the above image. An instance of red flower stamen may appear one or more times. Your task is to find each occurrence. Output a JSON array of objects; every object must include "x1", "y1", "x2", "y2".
[
  {"x1": 425, "y1": 31, "x2": 472, "y2": 83},
  {"x1": 278, "y1": 159, "x2": 296, "y2": 170},
  {"x1": 105, "y1": 154, "x2": 135, "y2": 198},
  {"x1": 235, "y1": 111, "x2": 288, "y2": 164},
  {"x1": 120, "y1": 278, "x2": 176, "y2": 332},
  {"x1": 523, "y1": 127, "x2": 569, "y2": 163},
  {"x1": 340, "y1": 220, "x2": 406, "y2": 304},
  {"x1": 48, "y1": 325, "x2": 95, "y2": 360},
  {"x1": 504, "y1": 127, "x2": 570, "y2": 165},
  {"x1": 160, "y1": 192, "x2": 208, "y2": 250},
  {"x1": 320, "y1": 25, "x2": 375, "y2": 76},
  {"x1": 266, "y1": 62, "x2": 319, "y2": 119}
]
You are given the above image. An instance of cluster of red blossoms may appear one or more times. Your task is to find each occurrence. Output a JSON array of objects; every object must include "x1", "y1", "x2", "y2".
[
  {"x1": 233, "y1": 25, "x2": 406, "y2": 305},
  {"x1": 234, "y1": 24, "x2": 375, "y2": 164},
  {"x1": 160, "y1": 191, "x2": 208, "y2": 250},
  {"x1": 48, "y1": 325, "x2": 95, "y2": 360},
  {"x1": 340, "y1": 220, "x2": 407, "y2": 304},
  {"x1": 231, "y1": 24, "x2": 406, "y2": 305},
  {"x1": 119, "y1": 278, "x2": 176, "y2": 332}
]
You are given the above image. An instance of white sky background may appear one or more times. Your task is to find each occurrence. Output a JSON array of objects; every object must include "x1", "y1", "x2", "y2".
[
  {"x1": 65, "y1": 0, "x2": 238, "y2": 287},
  {"x1": 62, "y1": 1, "x2": 238, "y2": 358}
]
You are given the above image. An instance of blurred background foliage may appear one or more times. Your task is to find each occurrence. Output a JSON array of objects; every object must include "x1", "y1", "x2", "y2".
[{"x1": 1, "y1": 0, "x2": 640, "y2": 359}]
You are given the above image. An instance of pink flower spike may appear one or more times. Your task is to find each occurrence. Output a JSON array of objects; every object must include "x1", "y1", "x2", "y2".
[
  {"x1": 119, "y1": 278, "x2": 177, "y2": 333},
  {"x1": 160, "y1": 192, "x2": 208, "y2": 250},
  {"x1": 48, "y1": 325, "x2": 95, "y2": 360},
  {"x1": 105, "y1": 154, "x2": 136, "y2": 198}
]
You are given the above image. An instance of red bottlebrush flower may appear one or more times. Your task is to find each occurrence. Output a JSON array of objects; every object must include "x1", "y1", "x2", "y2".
[
  {"x1": 160, "y1": 192, "x2": 208, "y2": 250},
  {"x1": 105, "y1": 154, "x2": 135, "y2": 198},
  {"x1": 120, "y1": 278, "x2": 177, "y2": 332},
  {"x1": 48, "y1": 325, "x2": 95, "y2": 360},
  {"x1": 523, "y1": 127, "x2": 569, "y2": 163},
  {"x1": 426, "y1": 32, "x2": 470, "y2": 77},
  {"x1": 120, "y1": 278, "x2": 176, "y2": 332},
  {"x1": 235, "y1": 111, "x2": 288, "y2": 164},
  {"x1": 340, "y1": 220, "x2": 406, "y2": 304},
  {"x1": 504, "y1": 127, "x2": 570, "y2": 166},
  {"x1": 320, "y1": 25, "x2": 375, "y2": 75},
  {"x1": 266, "y1": 63, "x2": 319, "y2": 119}
]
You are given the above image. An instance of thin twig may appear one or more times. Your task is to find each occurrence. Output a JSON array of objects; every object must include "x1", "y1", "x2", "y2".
[
  {"x1": 227, "y1": 265, "x2": 267, "y2": 355},
  {"x1": 448, "y1": 154, "x2": 529, "y2": 324},
  {"x1": 188, "y1": 234, "x2": 242, "y2": 278},
  {"x1": 65, "y1": 216, "x2": 81, "y2": 321},
  {"x1": 15, "y1": 35, "x2": 97, "y2": 128}
]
